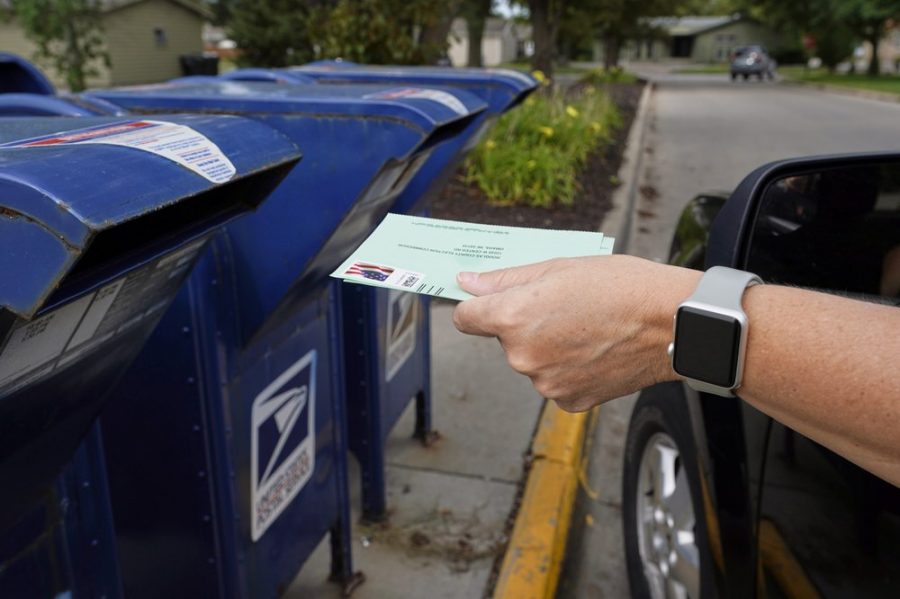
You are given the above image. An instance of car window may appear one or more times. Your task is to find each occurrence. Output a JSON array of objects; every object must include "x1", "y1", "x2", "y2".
[{"x1": 747, "y1": 164, "x2": 900, "y2": 300}]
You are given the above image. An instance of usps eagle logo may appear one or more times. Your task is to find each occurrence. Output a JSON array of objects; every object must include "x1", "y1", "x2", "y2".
[
  {"x1": 250, "y1": 350, "x2": 316, "y2": 541},
  {"x1": 346, "y1": 262, "x2": 394, "y2": 282}
]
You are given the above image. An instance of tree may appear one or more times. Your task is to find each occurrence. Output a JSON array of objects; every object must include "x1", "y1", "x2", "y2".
[
  {"x1": 836, "y1": 0, "x2": 900, "y2": 75},
  {"x1": 228, "y1": 0, "x2": 315, "y2": 67},
  {"x1": 9, "y1": 0, "x2": 108, "y2": 92},
  {"x1": 529, "y1": 0, "x2": 566, "y2": 77},
  {"x1": 310, "y1": 0, "x2": 455, "y2": 64},
  {"x1": 461, "y1": 0, "x2": 493, "y2": 67}
]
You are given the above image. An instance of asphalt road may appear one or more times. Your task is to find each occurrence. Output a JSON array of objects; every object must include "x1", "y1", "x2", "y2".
[{"x1": 558, "y1": 68, "x2": 900, "y2": 598}]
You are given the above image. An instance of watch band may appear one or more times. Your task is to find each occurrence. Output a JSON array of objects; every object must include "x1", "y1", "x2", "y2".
[
  {"x1": 680, "y1": 266, "x2": 762, "y2": 397},
  {"x1": 689, "y1": 266, "x2": 762, "y2": 310}
]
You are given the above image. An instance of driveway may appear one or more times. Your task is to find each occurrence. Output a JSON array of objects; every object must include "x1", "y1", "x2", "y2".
[{"x1": 559, "y1": 66, "x2": 900, "y2": 598}]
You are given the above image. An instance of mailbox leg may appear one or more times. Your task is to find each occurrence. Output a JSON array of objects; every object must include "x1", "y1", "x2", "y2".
[{"x1": 413, "y1": 296, "x2": 438, "y2": 446}]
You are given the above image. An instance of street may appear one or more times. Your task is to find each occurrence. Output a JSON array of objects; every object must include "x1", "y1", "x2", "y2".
[{"x1": 559, "y1": 66, "x2": 900, "y2": 598}]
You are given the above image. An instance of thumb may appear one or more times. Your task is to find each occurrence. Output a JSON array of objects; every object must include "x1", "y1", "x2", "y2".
[{"x1": 457, "y1": 260, "x2": 560, "y2": 296}]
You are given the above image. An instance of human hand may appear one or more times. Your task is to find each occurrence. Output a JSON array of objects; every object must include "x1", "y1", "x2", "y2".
[{"x1": 452, "y1": 255, "x2": 700, "y2": 412}]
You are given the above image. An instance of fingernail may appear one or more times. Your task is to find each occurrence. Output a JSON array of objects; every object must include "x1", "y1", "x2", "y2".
[{"x1": 457, "y1": 272, "x2": 478, "y2": 285}]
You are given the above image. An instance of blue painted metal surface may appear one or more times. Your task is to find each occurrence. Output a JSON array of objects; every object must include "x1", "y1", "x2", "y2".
[
  {"x1": 83, "y1": 81, "x2": 485, "y2": 597},
  {"x1": 0, "y1": 53, "x2": 55, "y2": 95},
  {"x1": 0, "y1": 115, "x2": 300, "y2": 598},
  {"x1": 294, "y1": 63, "x2": 537, "y2": 519},
  {"x1": 0, "y1": 93, "x2": 128, "y2": 117},
  {"x1": 220, "y1": 68, "x2": 315, "y2": 85}
]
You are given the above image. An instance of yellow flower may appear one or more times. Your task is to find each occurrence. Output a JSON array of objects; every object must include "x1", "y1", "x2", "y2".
[
  {"x1": 566, "y1": 105, "x2": 579, "y2": 118},
  {"x1": 525, "y1": 96, "x2": 536, "y2": 106},
  {"x1": 526, "y1": 159, "x2": 537, "y2": 169},
  {"x1": 531, "y1": 69, "x2": 546, "y2": 83},
  {"x1": 537, "y1": 126, "x2": 554, "y2": 137},
  {"x1": 485, "y1": 139, "x2": 497, "y2": 150},
  {"x1": 590, "y1": 121, "x2": 603, "y2": 132}
]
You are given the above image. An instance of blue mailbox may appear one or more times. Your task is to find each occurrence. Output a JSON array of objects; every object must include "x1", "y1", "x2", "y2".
[
  {"x1": 82, "y1": 81, "x2": 486, "y2": 597},
  {"x1": 292, "y1": 63, "x2": 537, "y2": 519},
  {"x1": 0, "y1": 114, "x2": 301, "y2": 597},
  {"x1": 177, "y1": 65, "x2": 537, "y2": 519},
  {"x1": 0, "y1": 52, "x2": 55, "y2": 95}
]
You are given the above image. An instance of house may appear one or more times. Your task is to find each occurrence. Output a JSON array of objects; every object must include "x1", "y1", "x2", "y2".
[
  {"x1": 0, "y1": 0, "x2": 210, "y2": 90},
  {"x1": 448, "y1": 17, "x2": 532, "y2": 67},
  {"x1": 596, "y1": 14, "x2": 781, "y2": 64}
]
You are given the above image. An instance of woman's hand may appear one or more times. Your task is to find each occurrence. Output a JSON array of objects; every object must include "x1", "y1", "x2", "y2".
[{"x1": 452, "y1": 255, "x2": 700, "y2": 412}]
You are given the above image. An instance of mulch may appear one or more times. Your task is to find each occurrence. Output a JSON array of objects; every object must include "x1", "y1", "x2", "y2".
[{"x1": 430, "y1": 81, "x2": 644, "y2": 231}]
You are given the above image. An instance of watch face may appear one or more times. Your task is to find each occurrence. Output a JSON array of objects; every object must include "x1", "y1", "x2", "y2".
[{"x1": 673, "y1": 306, "x2": 741, "y2": 388}]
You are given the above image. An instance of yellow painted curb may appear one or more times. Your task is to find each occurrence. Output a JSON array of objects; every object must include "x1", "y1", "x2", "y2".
[{"x1": 492, "y1": 402, "x2": 593, "y2": 599}]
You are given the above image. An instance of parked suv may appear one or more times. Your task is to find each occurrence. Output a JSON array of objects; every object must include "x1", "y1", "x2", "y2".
[
  {"x1": 730, "y1": 45, "x2": 776, "y2": 81},
  {"x1": 622, "y1": 154, "x2": 900, "y2": 599}
]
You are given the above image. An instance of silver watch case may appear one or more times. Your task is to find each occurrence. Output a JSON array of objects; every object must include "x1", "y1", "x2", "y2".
[{"x1": 667, "y1": 300, "x2": 750, "y2": 398}]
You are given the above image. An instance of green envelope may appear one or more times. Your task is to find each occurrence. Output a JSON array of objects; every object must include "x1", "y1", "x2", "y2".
[{"x1": 331, "y1": 214, "x2": 615, "y2": 301}]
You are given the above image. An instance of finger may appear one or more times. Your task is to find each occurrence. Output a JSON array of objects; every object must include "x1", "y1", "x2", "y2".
[
  {"x1": 452, "y1": 294, "x2": 503, "y2": 337},
  {"x1": 457, "y1": 259, "x2": 561, "y2": 296}
]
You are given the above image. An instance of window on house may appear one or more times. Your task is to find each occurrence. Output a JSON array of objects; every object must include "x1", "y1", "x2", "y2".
[{"x1": 154, "y1": 27, "x2": 167, "y2": 48}]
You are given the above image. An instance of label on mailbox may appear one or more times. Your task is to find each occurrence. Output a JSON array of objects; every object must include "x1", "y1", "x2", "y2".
[
  {"x1": 3, "y1": 120, "x2": 236, "y2": 183},
  {"x1": 0, "y1": 240, "x2": 206, "y2": 395},
  {"x1": 251, "y1": 350, "x2": 316, "y2": 542},
  {"x1": 364, "y1": 87, "x2": 467, "y2": 115},
  {"x1": 385, "y1": 290, "x2": 417, "y2": 382}
]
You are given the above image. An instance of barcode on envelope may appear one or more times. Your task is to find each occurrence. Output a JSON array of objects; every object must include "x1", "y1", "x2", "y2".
[{"x1": 400, "y1": 274, "x2": 421, "y2": 288}]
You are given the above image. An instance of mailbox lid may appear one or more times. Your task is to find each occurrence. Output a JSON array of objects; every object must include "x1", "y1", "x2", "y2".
[
  {"x1": 294, "y1": 61, "x2": 537, "y2": 112},
  {"x1": 85, "y1": 80, "x2": 487, "y2": 133},
  {"x1": 0, "y1": 53, "x2": 55, "y2": 95},
  {"x1": 0, "y1": 114, "x2": 301, "y2": 319}
]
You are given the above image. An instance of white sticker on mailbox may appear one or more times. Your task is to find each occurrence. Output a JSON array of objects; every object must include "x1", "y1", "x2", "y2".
[
  {"x1": 364, "y1": 87, "x2": 467, "y2": 115},
  {"x1": 385, "y1": 290, "x2": 418, "y2": 382},
  {"x1": 5, "y1": 120, "x2": 236, "y2": 183},
  {"x1": 251, "y1": 350, "x2": 316, "y2": 542}
]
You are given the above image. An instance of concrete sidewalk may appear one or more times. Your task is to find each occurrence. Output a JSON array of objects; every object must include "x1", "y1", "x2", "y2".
[{"x1": 289, "y1": 302, "x2": 544, "y2": 598}]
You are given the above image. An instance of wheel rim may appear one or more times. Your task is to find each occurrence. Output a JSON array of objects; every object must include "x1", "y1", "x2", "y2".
[{"x1": 635, "y1": 432, "x2": 700, "y2": 599}]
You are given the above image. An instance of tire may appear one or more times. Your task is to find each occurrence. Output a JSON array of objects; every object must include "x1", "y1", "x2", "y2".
[
  {"x1": 622, "y1": 385, "x2": 715, "y2": 599},
  {"x1": 742, "y1": 73, "x2": 749, "y2": 80},
  {"x1": 730, "y1": 72, "x2": 737, "y2": 81}
]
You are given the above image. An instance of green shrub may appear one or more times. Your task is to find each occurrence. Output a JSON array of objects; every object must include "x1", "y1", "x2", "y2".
[
  {"x1": 578, "y1": 66, "x2": 637, "y2": 86},
  {"x1": 463, "y1": 85, "x2": 621, "y2": 208}
]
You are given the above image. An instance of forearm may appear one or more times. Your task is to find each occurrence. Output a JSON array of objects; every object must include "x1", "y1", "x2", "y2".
[
  {"x1": 738, "y1": 284, "x2": 900, "y2": 483},
  {"x1": 656, "y1": 276, "x2": 900, "y2": 484}
]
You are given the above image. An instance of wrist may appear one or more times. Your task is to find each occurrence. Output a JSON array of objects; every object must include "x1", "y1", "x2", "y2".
[{"x1": 644, "y1": 263, "x2": 703, "y2": 385}]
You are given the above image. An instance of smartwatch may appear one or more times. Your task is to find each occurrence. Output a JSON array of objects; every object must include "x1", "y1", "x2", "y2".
[{"x1": 667, "y1": 266, "x2": 762, "y2": 397}]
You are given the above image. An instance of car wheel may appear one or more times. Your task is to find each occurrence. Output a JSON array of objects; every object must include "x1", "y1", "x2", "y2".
[
  {"x1": 742, "y1": 73, "x2": 749, "y2": 80},
  {"x1": 730, "y1": 72, "x2": 737, "y2": 81},
  {"x1": 623, "y1": 386, "x2": 712, "y2": 599}
]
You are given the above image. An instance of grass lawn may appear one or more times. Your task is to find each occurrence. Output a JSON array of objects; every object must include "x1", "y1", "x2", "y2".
[
  {"x1": 780, "y1": 65, "x2": 900, "y2": 95},
  {"x1": 672, "y1": 64, "x2": 730, "y2": 75}
]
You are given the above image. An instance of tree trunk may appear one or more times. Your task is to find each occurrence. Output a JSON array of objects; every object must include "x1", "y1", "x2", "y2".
[
  {"x1": 529, "y1": 0, "x2": 563, "y2": 78},
  {"x1": 603, "y1": 35, "x2": 620, "y2": 70},
  {"x1": 418, "y1": 0, "x2": 464, "y2": 64},
  {"x1": 65, "y1": 19, "x2": 86, "y2": 92},
  {"x1": 868, "y1": 26, "x2": 882, "y2": 76},
  {"x1": 465, "y1": 0, "x2": 490, "y2": 67}
]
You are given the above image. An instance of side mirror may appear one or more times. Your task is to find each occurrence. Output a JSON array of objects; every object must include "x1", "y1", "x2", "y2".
[
  {"x1": 709, "y1": 153, "x2": 900, "y2": 302},
  {"x1": 669, "y1": 192, "x2": 729, "y2": 269}
]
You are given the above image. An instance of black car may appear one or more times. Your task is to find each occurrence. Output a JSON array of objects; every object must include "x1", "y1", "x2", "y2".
[{"x1": 622, "y1": 154, "x2": 900, "y2": 598}]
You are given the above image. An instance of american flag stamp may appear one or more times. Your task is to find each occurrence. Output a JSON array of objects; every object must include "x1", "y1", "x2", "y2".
[{"x1": 344, "y1": 262, "x2": 423, "y2": 290}]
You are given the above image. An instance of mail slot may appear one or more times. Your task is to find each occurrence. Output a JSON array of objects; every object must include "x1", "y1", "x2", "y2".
[
  {"x1": 0, "y1": 52, "x2": 55, "y2": 95},
  {"x1": 0, "y1": 114, "x2": 300, "y2": 596}
]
